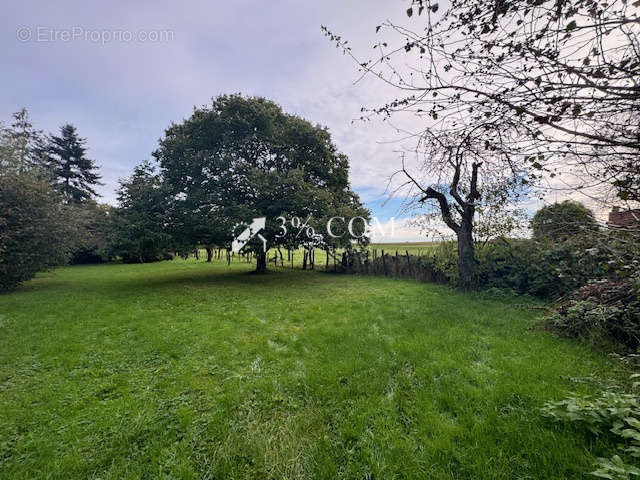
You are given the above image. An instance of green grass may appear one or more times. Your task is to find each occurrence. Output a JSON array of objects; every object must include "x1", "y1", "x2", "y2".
[
  {"x1": 254, "y1": 242, "x2": 439, "y2": 271},
  {"x1": 0, "y1": 259, "x2": 626, "y2": 479}
]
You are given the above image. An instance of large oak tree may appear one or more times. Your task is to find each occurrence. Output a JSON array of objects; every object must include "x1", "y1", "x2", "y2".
[{"x1": 154, "y1": 95, "x2": 368, "y2": 272}]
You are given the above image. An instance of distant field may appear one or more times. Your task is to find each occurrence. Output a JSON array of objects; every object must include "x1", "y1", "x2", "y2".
[
  {"x1": 368, "y1": 242, "x2": 440, "y2": 255},
  {"x1": 0, "y1": 258, "x2": 625, "y2": 479}
]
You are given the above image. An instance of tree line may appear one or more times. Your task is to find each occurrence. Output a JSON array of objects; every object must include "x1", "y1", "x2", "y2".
[
  {"x1": 0, "y1": 108, "x2": 106, "y2": 290},
  {"x1": 1, "y1": 95, "x2": 369, "y2": 291}
]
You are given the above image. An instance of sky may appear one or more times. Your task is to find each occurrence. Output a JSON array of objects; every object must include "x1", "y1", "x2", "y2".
[{"x1": 2, "y1": 1, "x2": 587, "y2": 241}]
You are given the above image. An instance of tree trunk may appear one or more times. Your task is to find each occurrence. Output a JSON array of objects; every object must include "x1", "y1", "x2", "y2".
[
  {"x1": 457, "y1": 222, "x2": 476, "y2": 290},
  {"x1": 255, "y1": 250, "x2": 267, "y2": 273},
  {"x1": 206, "y1": 246, "x2": 213, "y2": 262}
]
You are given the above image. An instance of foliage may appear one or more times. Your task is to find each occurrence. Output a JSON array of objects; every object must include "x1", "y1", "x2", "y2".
[
  {"x1": 474, "y1": 201, "x2": 528, "y2": 246},
  {"x1": 323, "y1": 0, "x2": 638, "y2": 289},
  {"x1": 396, "y1": 127, "x2": 529, "y2": 289},
  {"x1": 109, "y1": 161, "x2": 173, "y2": 263},
  {"x1": 531, "y1": 201, "x2": 599, "y2": 242},
  {"x1": 475, "y1": 237, "x2": 603, "y2": 297},
  {"x1": 547, "y1": 280, "x2": 640, "y2": 351},
  {"x1": 470, "y1": 196, "x2": 640, "y2": 299},
  {"x1": 0, "y1": 259, "x2": 628, "y2": 478},
  {"x1": 418, "y1": 237, "x2": 600, "y2": 295},
  {"x1": 67, "y1": 202, "x2": 114, "y2": 264},
  {"x1": 0, "y1": 108, "x2": 47, "y2": 174},
  {"x1": 43, "y1": 124, "x2": 102, "y2": 204},
  {"x1": 542, "y1": 377, "x2": 640, "y2": 479},
  {"x1": 0, "y1": 171, "x2": 72, "y2": 291},
  {"x1": 154, "y1": 94, "x2": 368, "y2": 271}
]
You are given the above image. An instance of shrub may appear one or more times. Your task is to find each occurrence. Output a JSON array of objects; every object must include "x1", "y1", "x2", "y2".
[
  {"x1": 474, "y1": 228, "x2": 638, "y2": 299},
  {"x1": 431, "y1": 241, "x2": 459, "y2": 283},
  {"x1": 474, "y1": 238, "x2": 603, "y2": 297},
  {"x1": 542, "y1": 376, "x2": 640, "y2": 479},
  {"x1": 546, "y1": 279, "x2": 640, "y2": 350}
]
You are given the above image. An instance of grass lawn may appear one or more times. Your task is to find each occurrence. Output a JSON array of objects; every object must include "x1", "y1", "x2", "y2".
[{"x1": 0, "y1": 259, "x2": 626, "y2": 479}]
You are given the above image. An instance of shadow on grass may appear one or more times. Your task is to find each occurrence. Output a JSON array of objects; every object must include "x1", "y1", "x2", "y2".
[
  {"x1": 94, "y1": 263, "x2": 337, "y2": 298},
  {"x1": 11, "y1": 260, "x2": 464, "y2": 306}
]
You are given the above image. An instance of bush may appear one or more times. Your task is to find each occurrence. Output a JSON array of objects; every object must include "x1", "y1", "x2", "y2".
[
  {"x1": 474, "y1": 228, "x2": 638, "y2": 299},
  {"x1": 471, "y1": 233, "x2": 640, "y2": 350},
  {"x1": 474, "y1": 238, "x2": 598, "y2": 297},
  {"x1": 546, "y1": 279, "x2": 640, "y2": 350},
  {"x1": 472, "y1": 201, "x2": 636, "y2": 299},
  {"x1": 407, "y1": 237, "x2": 608, "y2": 295}
]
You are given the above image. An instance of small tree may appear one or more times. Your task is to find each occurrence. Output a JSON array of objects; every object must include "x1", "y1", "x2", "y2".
[
  {"x1": 7, "y1": 108, "x2": 47, "y2": 173},
  {"x1": 323, "y1": 0, "x2": 639, "y2": 285},
  {"x1": 531, "y1": 201, "x2": 599, "y2": 243},
  {"x1": 0, "y1": 109, "x2": 48, "y2": 175},
  {"x1": 44, "y1": 124, "x2": 102, "y2": 204},
  {"x1": 397, "y1": 124, "x2": 527, "y2": 288}
]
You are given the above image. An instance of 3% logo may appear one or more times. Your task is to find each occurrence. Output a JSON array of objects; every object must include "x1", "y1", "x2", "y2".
[{"x1": 275, "y1": 215, "x2": 318, "y2": 240}]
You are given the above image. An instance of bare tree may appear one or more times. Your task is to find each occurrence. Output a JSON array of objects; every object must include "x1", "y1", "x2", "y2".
[
  {"x1": 393, "y1": 122, "x2": 526, "y2": 288},
  {"x1": 323, "y1": 0, "x2": 640, "y2": 204}
]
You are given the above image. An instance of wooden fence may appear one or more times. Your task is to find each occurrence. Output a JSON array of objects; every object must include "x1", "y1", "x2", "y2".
[
  {"x1": 194, "y1": 247, "x2": 449, "y2": 284},
  {"x1": 335, "y1": 249, "x2": 449, "y2": 284}
]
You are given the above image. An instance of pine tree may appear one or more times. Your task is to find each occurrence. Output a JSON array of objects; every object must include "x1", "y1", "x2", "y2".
[{"x1": 45, "y1": 124, "x2": 102, "y2": 203}]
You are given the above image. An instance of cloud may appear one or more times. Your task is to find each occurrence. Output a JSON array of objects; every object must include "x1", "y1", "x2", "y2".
[
  {"x1": 2, "y1": 1, "x2": 410, "y2": 205},
  {"x1": 2, "y1": 0, "x2": 608, "y2": 229}
]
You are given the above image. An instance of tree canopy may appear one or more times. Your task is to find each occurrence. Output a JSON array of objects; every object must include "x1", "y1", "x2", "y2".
[
  {"x1": 531, "y1": 200, "x2": 599, "y2": 242},
  {"x1": 154, "y1": 94, "x2": 369, "y2": 271},
  {"x1": 0, "y1": 170, "x2": 72, "y2": 291},
  {"x1": 323, "y1": 0, "x2": 638, "y2": 287},
  {"x1": 110, "y1": 161, "x2": 173, "y2": 263}
]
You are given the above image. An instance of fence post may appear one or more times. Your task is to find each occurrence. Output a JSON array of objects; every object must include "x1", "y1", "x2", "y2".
[{"x1": 381, "y1": 249, "x2": 387, "y2": 276}]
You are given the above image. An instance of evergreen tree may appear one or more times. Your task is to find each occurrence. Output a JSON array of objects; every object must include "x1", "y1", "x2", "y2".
[
  {"x1": 45, "y1": 124, "x2": 102, "y2": 203},
  {"x1": 0, "y1": 108, "x2": 47, "y2": 174},
  {"x1": 10, "y1": 108, "x2": 46, "y2": 171},
  {"x1": 0, "y1": 170, "x2": 73, "y2": 291}
]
